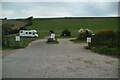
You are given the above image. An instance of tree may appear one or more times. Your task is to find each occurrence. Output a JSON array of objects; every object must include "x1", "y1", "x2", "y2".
[
  {"x1": 77, "y1": 28, "x2": 93, "y2": 40},
  {"x1": 26, "y1": 16, "x2": 33, "y2": 21},
  {"x1": 25, "y1": 16, "x2": 33, "y2": 26},
  {"x1": 3, "y1": 17, "x2": 7, "y2": 20},
  {"x1": 61, "y1": 29, "x2": 71, "y2": 36},
  {"x1": 2, "y1": 23, "x2": 13, "y2": 35},
  {"x1": 19, "y1": 27, "x2": 27, "y2": 30}
]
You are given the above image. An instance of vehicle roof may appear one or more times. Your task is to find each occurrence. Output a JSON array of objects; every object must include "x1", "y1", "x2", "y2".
[{"x1": 20, "y1": 30, "x2": 37, "y2": 32}]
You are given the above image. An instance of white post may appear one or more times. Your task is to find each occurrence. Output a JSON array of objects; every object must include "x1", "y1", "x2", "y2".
[
  {"x1": 15, "y1": 36, "x2": 21, "y2": 48},
  {"x1": 87, "y1": 37, "x2": 91, "y2": 46},
  {"x1": 15, "y1": 36, "x2": 20, "y2": 41}
]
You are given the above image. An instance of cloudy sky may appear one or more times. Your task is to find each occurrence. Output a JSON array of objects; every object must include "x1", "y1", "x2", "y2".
[{"x1": 1, "y1": 1, "x2": 118, "y2": 19}]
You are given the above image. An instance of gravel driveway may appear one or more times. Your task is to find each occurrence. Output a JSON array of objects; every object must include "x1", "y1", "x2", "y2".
[{"x1": 2, "y1": 39, "x2": 118, "y2": 78}]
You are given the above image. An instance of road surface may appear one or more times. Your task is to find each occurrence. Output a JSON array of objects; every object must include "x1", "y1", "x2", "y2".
[{"x1": 2, "y1": 39, "x2": 118, "y2": 78}]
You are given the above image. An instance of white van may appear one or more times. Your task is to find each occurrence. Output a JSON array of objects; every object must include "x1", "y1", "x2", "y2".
[{"x1": 19, "y1": 30, "x2": 38, "y2": 37}]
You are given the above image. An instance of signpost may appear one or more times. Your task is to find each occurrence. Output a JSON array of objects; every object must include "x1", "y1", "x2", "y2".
[
  {"x1": 15, "y1": 36, "x2": 21, "y2": 48},
  {"x1": 87, "y1": 37, "x2": 91, "y2": 43},
  {"x1": 87, "y1": 37, "x2": 91, "y2": 46},
  {"x1": 15, "y1": 36, "x2": 20, "y2": 41}
]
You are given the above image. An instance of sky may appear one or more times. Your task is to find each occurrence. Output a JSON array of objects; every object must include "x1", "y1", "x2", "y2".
[{"x1": 1, "y1": 1, "x2": 119, "y2": 19}]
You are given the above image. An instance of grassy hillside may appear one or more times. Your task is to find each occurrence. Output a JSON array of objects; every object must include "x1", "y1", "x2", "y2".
[
  {"x1": 2, "y1": 17, "x2": 118, "y2": 50},
  {"x1": 27, "y1": 17, "x2": 118, "y2": 38},
  {"x1": 2, "y1": 19, "x2": 27, "y2": 29}
]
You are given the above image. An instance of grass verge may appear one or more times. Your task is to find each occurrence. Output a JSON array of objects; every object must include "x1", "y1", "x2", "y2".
[
  {"x1": 70, "y1": 39, "x2": 86, "y2": 43},
  {"x1": 84, "y1": 46, "x2": 120, "y2": 58},
  {"x1": 2, "y1": 34, "x2": 45, "y2": 50},
  {"x1": 46, "y1": 40, "x2": 59, "y2": 44},
  {"x1": 56, "y1": 35, "x2": 75, "y2": 39}
]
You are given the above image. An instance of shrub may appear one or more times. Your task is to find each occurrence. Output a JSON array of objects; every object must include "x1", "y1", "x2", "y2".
[
  {"x1": 84, "y1": 46, "x2": 92, "y2": 49},
  {"x1": 19, "y1": 27, "x2": 27, "y2": 30},
  {"x1": 77, "y1": 32, "x2": 86, "y2": 40},
  {"x1": 61, "y1": 29, "x2": 71, "y2": 36},
  {"x1": 46, "y1": 40, "x2": 59, "y2": 44},
  {"x1": 91, "y1": 29, "x2": 117, "y2": 46},
  {"x1": 25, "y1": 21, "x2": 33, "y2": 26},
  {"x1": 26, "y1": 16, "x2": 33, "y2": 21},
  {"x1": 91, "y1": 46, "x2": 120, "y2": 56},
  {"x1": 88, "y1": 30, "x2": 119, "y2": 57},
  {"x1": 3, "y1": 17, "x2": 7, "y2": 20},
  {"x1": 96, "y1": 29, "x2": 114, "y2": 35},
  {"x1": 77, "y1": 28, "x2": 93, "y2": 40},
  {"x1": 9, "y1": 29, "x2": 19, "y2": 34},
  {"x1": 78, "y1": 28, "x2": 85, "y2": 33},
  {"x1": 49, "y1": 30, "x2": 54, "y2": 33},
  {"x1": 70, "y1": 39, "x2": 86, "y2": 43},
  {"x1": 2, "y1": 23, "x2": 13, "y2": 35},
  {"x1": 98, "y1": 29, "x2": 115, "y2": 40}
]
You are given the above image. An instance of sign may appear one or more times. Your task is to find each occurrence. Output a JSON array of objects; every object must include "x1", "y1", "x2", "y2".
[
  {"x1": 51, "y1": 33, "x2": 55, "y2": 38},
  {"x1": 87, "y1": 37, "x2": 91, "y2": 43},
  {"x1": 15, "y1": 36, "x2": 20, "y2": 41}
]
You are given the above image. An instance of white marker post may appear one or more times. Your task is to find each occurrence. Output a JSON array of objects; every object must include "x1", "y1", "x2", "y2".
[
  {"x1": 15, "y1": 36, "x2": 21, "y2": 48},
  {"x1": 87, "y1": 37, "x2": 91, "y2": 46},
  {"x1": 15, "y1": 36, "x2": 20, "y2": 41}
]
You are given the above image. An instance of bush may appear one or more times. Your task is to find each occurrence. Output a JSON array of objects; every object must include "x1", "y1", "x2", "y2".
[
  {"x1": 26, "y1": 16, "x2": 33, "y2": 21},
  {"x1": 88, "y1": 30, "x2": 119, "y2": 57},
  {"x1": 77, "y1": 32, "x2": 86, "y2": 40},
  {"x1": 46, "y1": 40, "x2": 59, "y2": 44},
  {"x1": 78, "y1": 28, "x2": 84, "y2": 33},
  {"x1": 77, "y1": 28, "x2": 93, "y2": 40},
  {"x1": 84, "y1": 46, "x2": 92, "y2": 49},
  {"x1": 8, "y1": 29, "x2": 19, "y2": 34},
  {"x1": 61, "y1": 29, "x2": 71, "y2": 36},
  {"x1": 97, "y1": 29, "x2": 114, "y2": 35},
  {"x1": 70, "y1": 39, "x2": 86, "y2": 43},
  {"x1": 97, "y1": 29, "x2": 115, "y2": 39},
  {"x1": 91, "y1": 29, "x2": 117, "y2": 47},
  {"x1": 91, "y1": 46, "x2": 120, "y2": 56},
  {"x1": 25, "y1": 21, "x2": 33, "y2": 26},
  {"x1": 49, "y1": 30, "x2": 54, "y2": 33},
  {"x1": 19, "y1": 27, "x2": 27, "y2": 30},
  {"x1": 85, "y1": 29, "x2": 119, "y2": 57},
  {"x1": 3, "y1": 17, "x2": 7, "y2": 20}
]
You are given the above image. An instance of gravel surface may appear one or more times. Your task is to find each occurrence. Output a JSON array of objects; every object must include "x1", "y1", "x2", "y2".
[{"x1": 2, "y1": 39, "x2": 118, "y2": 78}]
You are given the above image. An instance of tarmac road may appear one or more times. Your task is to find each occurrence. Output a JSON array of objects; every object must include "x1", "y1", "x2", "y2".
[{"x1": 2, "y1": 39, "x2": 118, "y2": 78}]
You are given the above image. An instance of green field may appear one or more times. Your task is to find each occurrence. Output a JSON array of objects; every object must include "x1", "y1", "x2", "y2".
[
  {"x1": 2, "y1": 17, "x2": 118, "y2": 49},
  {"x1": 27, "y1": 17, "x2": 118, "y2": 38}
]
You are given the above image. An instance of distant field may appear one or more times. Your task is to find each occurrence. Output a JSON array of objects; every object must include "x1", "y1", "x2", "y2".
[
  {"x1": 2, "y1": 17, "x2": 118, "y2": 50},
  {"x1": 27, "y1": 17, "x2": 118, "y2": 38}
]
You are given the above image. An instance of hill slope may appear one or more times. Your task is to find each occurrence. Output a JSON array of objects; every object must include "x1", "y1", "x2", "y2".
[{"x1": 27, "y1": 17, "x2": 118, "y2": 37}]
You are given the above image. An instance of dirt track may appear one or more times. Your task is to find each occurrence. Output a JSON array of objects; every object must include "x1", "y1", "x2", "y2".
[{"x1": 2, "y1": 39, "x2": 118, "y2": 78}]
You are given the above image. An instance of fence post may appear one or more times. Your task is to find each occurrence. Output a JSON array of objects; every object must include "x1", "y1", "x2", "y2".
[
  {"x1": 87, "y1": 37, "x2": 91, "y2": 46},
  {"x1": 15, "y1": 36, "x2": 21, "y2": 48}
]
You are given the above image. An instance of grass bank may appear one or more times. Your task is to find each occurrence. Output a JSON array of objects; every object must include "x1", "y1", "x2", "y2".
[
  {"x1": 70, "y1": 39, "x2": 86, "y2": 43},
  {"x1": 2, "y1": 34, "x2": 45, "y2": 50},
  {"x1": 46, "y1": 40, "x2": 59, "y2": 44},
  {"x1": 85, "y1": 46, "x2": 120, "y2": 58}
]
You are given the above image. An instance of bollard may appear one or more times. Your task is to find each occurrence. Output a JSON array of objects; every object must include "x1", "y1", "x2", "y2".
[{"x1": 87, "y1": 37, "x2": 91, "y2": 46}]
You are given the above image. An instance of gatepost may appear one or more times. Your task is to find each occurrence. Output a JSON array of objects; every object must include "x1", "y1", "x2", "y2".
[
  {"x1": 87, "y1": 37, "x2": 91, "y2": 46},
  {"x1": 15, "y1": 36, "x2": 21, "y2": 48},
  {"x1": 15, "y1": 36, "x2": 20, "y2": 42}
]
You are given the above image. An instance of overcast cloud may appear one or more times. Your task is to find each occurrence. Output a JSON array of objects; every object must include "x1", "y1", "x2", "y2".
[{"x1": 1, "y1": 2, "x2": 118, "y2": 19}]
